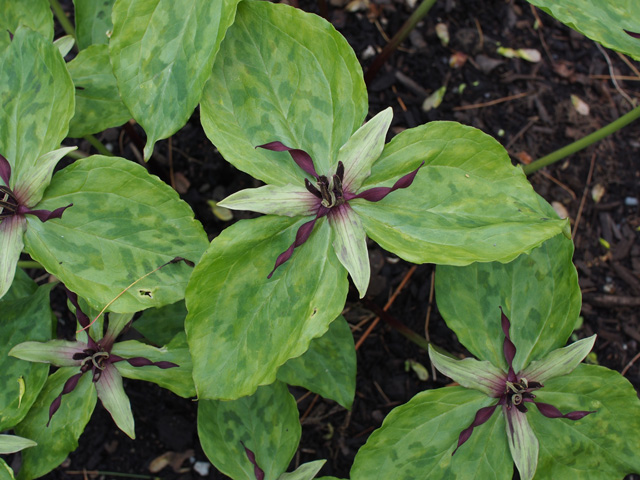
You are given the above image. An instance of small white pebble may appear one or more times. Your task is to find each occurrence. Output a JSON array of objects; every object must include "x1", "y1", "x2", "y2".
[
  {"x1": 624, "y1": 197, "x2": 638, "y2": 206},
  {"x1": 193, "y1": 461, "x2": 211, "y2": 476}
]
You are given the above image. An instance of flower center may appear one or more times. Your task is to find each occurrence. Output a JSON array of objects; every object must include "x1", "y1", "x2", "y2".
[
  {"x1": 0, "y1": 185, "x2": 19, "y2": 220},
  {"x1": 504, "y1": 377, "x2": 542, "y2": 410},
  {"x1": 305, "y1": 161, "x2": 346, "y2": 209},
  {"x1": 75, "y1": 348, "x2": 111, "y2": 381}
]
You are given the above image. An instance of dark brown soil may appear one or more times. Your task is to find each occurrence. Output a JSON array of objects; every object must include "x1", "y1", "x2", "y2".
[{"x1": 11, "y1": 0, "x2": 640, "y2": 478}]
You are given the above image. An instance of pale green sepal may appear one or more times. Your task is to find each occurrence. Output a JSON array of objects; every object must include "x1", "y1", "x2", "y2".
[
  {"x1": 428, "y1": 345, "x2": 505, "y2": 397},
  {"x1": 505, "y1": 407, "x2": 538, "y2": 480},
  {"x1": 112, "y1": 333, "x2": 195, "y2": 398},
  {"x1": 219, "y1": 185, "x2": 318, "y2": 217},
  {"x1": 329, "y1": 205, "x2": 369, "y2": 298},
  {"x1": 20, "y1": 146, "x2": 77, "y2": 205},
  {"x1": 0, "y1": 435, "x2": 36, "y2": 455},
  {"x1": 54, "y1": 35, "x2": 75, "y2": 57},
  {"x1": 0, "y1": 216, "x2": 26, "y2": 300},
  {"x1": 101, "y1": 313, "x2": 135, "y2": 348},
  {"x1": 278, "y1": 460, "x2": 326, "y2": 480},
  {"x1": 340, "y1": 107, "x2": 393, "y2": 192},
  {"x1": 9, "y1": 340, "x2": 85, "y2": 367},
  {"x1": 95, "y1": 364, "x2": 135, "y2": 439},
  {"x1": 521, "y1": 335, "x2": 596, "y2": 385},
  {"x1": 16, "y1": 367, "x2": 97, "y2": 480}
]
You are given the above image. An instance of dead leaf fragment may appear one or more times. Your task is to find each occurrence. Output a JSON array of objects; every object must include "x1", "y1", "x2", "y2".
[
  {"x1": 552, "y1": 201, "x2": 569, "y2": 219},
  {"x1": 449, "y1": 51, "x2": 468, "y2": 68},
  {"x1": 571, "y1": 94, "x2": 590, "y2": 116},
  {"x1": 208, "y1": 200, "x2": 233, "y2": 221},
  {"x1": 149, "y1": 450, "x2": 194, "y2": 474},
  {"x1": 591, "y1": 184, "x2": 605, "y2": 203},
  {"x1": 435, "y1": 23, "x2": 449, "y2": 46},
  {"x1": 421, "y1": 86, "x2": 446, "y2": 112},
  {"x1": 516, "y1": 151, "x2": 533, "y2": 165}
]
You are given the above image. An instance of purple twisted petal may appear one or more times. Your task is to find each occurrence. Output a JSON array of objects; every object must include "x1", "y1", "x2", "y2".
[
  {"x1": 65, "y1": 288, "x2": 99, "y2": 349},
  {"x1": 452, "y1": 403, "x2": 499, "y2": 455},
  {"x1": 0, "y1": 154, "x2": 10, "y2": 186},
  {"x1": 624, "y1": 30, "x2": 640, "y2": 39},
  {"x1": 47, "y1": 372, "x2": 85, "y2": 426},
  {"x1": 534, "y1": 401, "x2": 596, "y2": 420},
  {"x1": 257, "y1": 142, "x2": 318, "y2": 179},
  {"x1": 346, "y1": 161, "x2": 424, "y2": 202},
  {"x1": 17, "y1": 203, "x2": 73, "y2": 222},
  {"x1": 499, "y1": 307, "x2": 517, "y2": 382},
  {"x1": 242, "y1": 443, "x2": 265, "y2": 480},
  {"x1": 110, "y1": 354, "x2": 178, "y2": 369}
]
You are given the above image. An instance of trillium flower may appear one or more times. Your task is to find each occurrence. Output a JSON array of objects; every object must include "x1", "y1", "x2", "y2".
[
  {"x1": 9, "y1": 288, "x2": 178, "y2": 439},
  {"x1": 0, "y1": 150, "x2": 75, "y2": 298},
  {"x1": 428, "y1": 308, "x2": 596, "y2": 480},
  {"x1": 218, "y1": 108, "x2": 422, "y2": 297}
]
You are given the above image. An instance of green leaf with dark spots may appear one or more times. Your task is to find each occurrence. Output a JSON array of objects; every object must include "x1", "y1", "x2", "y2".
[
  {"x1": 15, "y1": 368, "x2": 97, "y2": 480},
  {"x1": 529, "y1": 365, "x2": 640, "y2": 478},
  {"x1": 23, "y1": 155, "x2": 208, "y2": 313},
  {"x1": 0, "y1": 27, "x2": 74, "y2": 191},
  {"x1": 277, "y1": 315, "x2": 356, "y2": 409},
  {"x1": 73, "y1": 0, "x2": 116, "y2": 49},
  {"x1": 436, "y1": 234, "x2": 580, "y2": 372},
  {"x1": 525, "y1": 0, "x2": 640, "y2": 61},
  {"x1": 67, "y1": 44, "x2": 131, "y2": 138},
  {"x1": 352, "y1": 122, "x2": 567, "y2": 266},
  {"x1": 200, "y1": 1, "x2": 367, "y2": 186},
  {"x1": 109, "y1": 0, "x2": 240, "y2": 160},
  {"x1": 186, "y1": 215, "x2": 348, "y2": 400},
  {"x1": 0, "y1": 0, "x2": 53, "y2": 41},
  {"x1": 4, "y1": 268, "x2": 38, "y2": 302},
  {"x1": 350, "y1": 387, "x2": 512, "y2": 480},
  {"x1": 198, "y1": 381, "x2": 301, "y2": 480},
  {"x1": 0, "y1": 285, "x2": 53, "y2": 431},
  {"x1": 112, "y1": 332, "x2": 195, "y2": 398}
]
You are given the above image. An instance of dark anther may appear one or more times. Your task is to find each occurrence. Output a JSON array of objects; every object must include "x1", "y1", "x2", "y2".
[
  {"x1": 0, "y1": 185, "x2": 19, "y2": 219},
  {"x1": 305, "y1": 178, "x2": 322, "y2": 199}
]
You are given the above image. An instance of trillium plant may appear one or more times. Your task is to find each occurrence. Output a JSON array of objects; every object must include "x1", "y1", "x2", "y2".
[
  {"x1": 1, "y1": 0, "x2": 640, "y2": 479},
  {"x1": 219, "y1": 108, "x2": 423, "y2": 295},
  {"x1": 429, "y1": 309, "x2": 596, "y2": 479}
]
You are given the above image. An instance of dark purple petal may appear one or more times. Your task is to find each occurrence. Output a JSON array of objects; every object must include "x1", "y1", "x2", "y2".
[
  {"x1": 267, "y1": 209, "x2": 329, "y2": 278},
  {"x1": 113, "y1": 355, "x2": 179, "y2": 369},
  {"x1": 452, "y1": 404, "x2": 498, "y2": 455},
  {"x1": 65, "y1": 288, "x2": 96, "y2": 345},
  {"x1": 47, "y1": 372, "x2": 85, "y2": 426},
  {"x1": 347, "y1": 161, "x2": 424, "y2": 202},
  {"x1": 624, "y1": 30, "x2": 640, "y2": 39},
  {"x1": 242, "y1": 443, "x2": 265, "y2": 480},
  {"x1": 17, "y1": 203, "x2": 73, "y2": 222},
  {"x1": 257, "y1": 141, "x2": 318, "y2": 179},
  {"x1": 499, "y1": 307, "x2": 517, "y2": 380},
  {"x1": 534, "y1": 401, "x2": 596, "y2": 420},
  {"x1": 0, "y1": 154, "x2": 10, "y2": 186}
]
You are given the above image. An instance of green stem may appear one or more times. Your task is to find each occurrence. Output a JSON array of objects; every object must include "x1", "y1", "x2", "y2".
[
  {"x1": 64, "y1": 149, "x2": 89, "y2": 160},
  {"x1": 83, "y1": 135, "x2": 114, "y2": 156},
  {"x1": 17, "y1": 260, "x2": 43, "y2": 269},
  {"x1": 49, "y1": 0, "x2": 76, "y2": 39},
  {"x1": 364, "y1": 0, "x2": 438, "y2": 85},
  {"x1": 523, "y1": 104, "x2": 640, "y2": 175}
]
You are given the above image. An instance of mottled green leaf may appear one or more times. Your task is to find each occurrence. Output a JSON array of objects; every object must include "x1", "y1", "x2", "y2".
[
  {"x1": 0, "y1": 285, "x2": 53, "y2": 431},
  {"x1": 133, "y1": 300, "x2": 187, "y2": 346},
  {"x1": 0, "y1": 0, "x2": 53, "y2": 40},
  {"x1": 200, "y1": 1, "x2": 367, "y2": 185},
  {"x1": 112, "y1": 332, "x2": 195, "y2": 398},
  {"x1": 23, "y1": 155, "x2": 208, "y2": 313},
  {"x1": 0, "y1": 459, "x2": 14, "y2": 480},
  {"x1": 352, "y1": 122, "x2": 567, "y2": 267},
  {"x1": 277, "y1": 316, "x2": 356, "y2": 409},
  {"x1": 54, "y1": 35, "x2": 75, "y2": 57},
  {"x1": 0, "y1": 435, "x2": 36, "y2": 455},
  {"x1": 110, "y1": 0, "x2": 240, "y2": 160},
  {"x1": 526, "y1": 0, "x2": 640, "y2": 61},
  {"x1": 186, "y1": 215, "x2": 348, "y2": 400},
  {"x1": 529, "y1": 365, "x2": 640, "y2": 479},
  {"x1": 73, "y1": 0, "x2": 116, "y2": 49},
  {"x1": 435, "y1": 234, "x2": 580, "y2": 372},
  {"x1": 350, "y1": 387, "x2": 511, "y2": 480},
  {"x1": 278, "y1": 460, "x2": 326, "y2": 480},
  {"x1": 16, "y1": 368, "x2": 97, "y2": 480},
  {"x1": 3, "y1": 268, "x2": 37, "y2": 302},
  {"x1": 0, "y1": 27, "x2": 74, "y2": 188},
  {"x1": 198, "y1": 381, "x2": 301, "y2": 480},
  {"x1": 67, "y1": 44, "x2": 131, "y2": 138}
]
